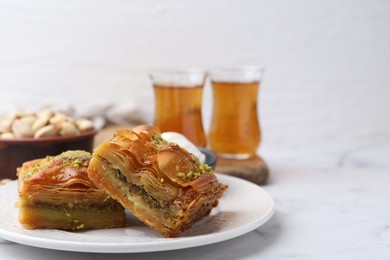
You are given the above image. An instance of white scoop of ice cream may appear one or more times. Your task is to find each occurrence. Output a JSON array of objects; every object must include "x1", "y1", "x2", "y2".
[{"x1": 161, "y1": 132, "x2": 206, "y2": 163}]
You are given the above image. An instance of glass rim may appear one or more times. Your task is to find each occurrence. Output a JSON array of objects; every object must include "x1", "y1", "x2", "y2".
[
  {"x1": 149, "y1": 68, "x2": 206, "y2": 76},
  {"x1": 149, "y1": 68, "x2": 206, "y2": 87},
  {"x1": 208, "y1": 66, "x2": 264, "y2": 83}
]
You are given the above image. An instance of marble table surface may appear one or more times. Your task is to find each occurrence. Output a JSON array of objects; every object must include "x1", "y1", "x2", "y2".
[{"x1": 1, "y1": 137, "x2": 389, "y2": 260}]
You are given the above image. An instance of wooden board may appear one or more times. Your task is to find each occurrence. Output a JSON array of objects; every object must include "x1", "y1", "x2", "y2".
[{"x1": 215, "y1": 155, "x2": 269, "y2": 185}]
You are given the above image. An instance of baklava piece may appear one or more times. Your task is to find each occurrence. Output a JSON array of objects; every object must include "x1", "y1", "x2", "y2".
[
  {"x1": 87, "y1": 125, "x2": 227, "y2": 237},
  {"x1": 17, "y1": 150, "x2": 125, "y2": 230}
]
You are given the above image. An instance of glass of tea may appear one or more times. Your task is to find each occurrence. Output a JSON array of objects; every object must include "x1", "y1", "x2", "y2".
[
  {"x1": 208, "y1": 67, "x2": 263, "y2": 159},
  {"x1": 150, "y1": 69, "x2": 207, "y2": 147}
]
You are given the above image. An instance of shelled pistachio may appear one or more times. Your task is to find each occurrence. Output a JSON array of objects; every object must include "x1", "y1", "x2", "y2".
[{"x1": 0, "y1": 109, "x2": 95, "y2": 139}]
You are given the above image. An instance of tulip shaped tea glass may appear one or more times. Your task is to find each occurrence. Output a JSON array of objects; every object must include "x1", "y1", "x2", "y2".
[
  {"x1": 209, "y1": 67, "x2": 263, "y2": 159},
  {"x1": 150, "y1": 69, "x2": 206, "y2": 147}
]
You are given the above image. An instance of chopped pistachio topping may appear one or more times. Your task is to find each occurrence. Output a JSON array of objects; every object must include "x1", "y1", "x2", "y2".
[
  {"x1": 152, "y1": 133, "x2": 214, "y2": 182},
  {"x1": 151, "y1": 136, "x2": 166, "y2": 148},
  {"x1": 176, "y1": 162, "x2": 213, "y2": 181},
  {"x1": 186, "y1": 171, "x2": 194, "y2": 179},
  {"x1": 103, "y1": 192, "x2": 111, "y2": 202},
  {"x1": 22, "y1": 156, "x2": 55, "y2": 179},
  {"x1": 21, "y1": 150, "x2": 91, "y2": 179}
]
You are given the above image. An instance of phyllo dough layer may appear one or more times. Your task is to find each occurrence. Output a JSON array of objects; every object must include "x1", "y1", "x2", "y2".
[
  {"x1": 17, "y1": 150, "x2": 125, "y2": 230},
  {"x1": 87, "y1": 125, "x2": 227, "y2": 237}
]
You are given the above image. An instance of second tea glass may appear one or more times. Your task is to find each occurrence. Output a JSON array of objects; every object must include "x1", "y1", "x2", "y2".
[{"x1": 208, "y1": 67, "x2": 263, "y2": 159}]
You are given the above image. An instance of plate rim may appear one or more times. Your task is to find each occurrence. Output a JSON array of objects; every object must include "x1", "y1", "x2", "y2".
[{"x1": 0, "y1": 174, "x2": 275, "y2": 253}]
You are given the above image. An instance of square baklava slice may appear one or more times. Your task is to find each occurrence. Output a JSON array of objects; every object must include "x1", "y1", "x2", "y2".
[
  {"x1": 87, "y1": 125, "x2": 227, "y2": 237},
  {"x1": 17, "y1": 150, "x2": 125, "y2": 230}
]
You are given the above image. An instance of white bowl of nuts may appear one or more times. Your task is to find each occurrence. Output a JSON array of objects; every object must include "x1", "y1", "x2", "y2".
[{"x1": 0, "y1": 109, "x2": 97, "y2": 180}]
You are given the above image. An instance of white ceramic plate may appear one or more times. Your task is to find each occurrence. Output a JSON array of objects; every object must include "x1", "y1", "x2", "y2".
[{"x1": 0, "y1": 174, "x2": 274, "y2": 253}]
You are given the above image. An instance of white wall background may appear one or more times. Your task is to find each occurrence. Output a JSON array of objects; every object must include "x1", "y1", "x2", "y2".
[{"x1": 0, "y1": 0, "x2": 389, "y2": 147}]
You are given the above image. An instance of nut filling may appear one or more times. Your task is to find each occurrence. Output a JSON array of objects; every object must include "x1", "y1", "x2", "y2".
[{"x1": 113, "y1": 167, "x2": 171, "y2": 215}]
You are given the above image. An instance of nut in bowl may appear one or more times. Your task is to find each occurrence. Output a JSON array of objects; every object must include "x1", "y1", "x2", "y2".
[{"x1": 0, "y1": 109, "x2": 97, "y2": 180}]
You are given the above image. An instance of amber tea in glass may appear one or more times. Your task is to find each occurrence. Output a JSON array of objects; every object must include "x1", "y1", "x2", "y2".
[
  {"x1": 209, "y1": 67, "x2": 262, "y2": 158},
  {"x1": 150, "y1": 69, "x2": 206, "y2": 147}
]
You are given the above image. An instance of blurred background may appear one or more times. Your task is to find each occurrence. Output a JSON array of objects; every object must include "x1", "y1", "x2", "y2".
[{"x1": 0, "y1": 0, "x2": 389, "y2": 150}]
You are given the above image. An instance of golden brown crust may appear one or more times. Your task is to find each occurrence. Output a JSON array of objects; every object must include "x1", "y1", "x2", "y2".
[
  {"x1": 17, "y1": 150, "x2": 125, "y2": 230},
  {"x1": 87, "y1": 125, "x2": 227, "y2": 237}
]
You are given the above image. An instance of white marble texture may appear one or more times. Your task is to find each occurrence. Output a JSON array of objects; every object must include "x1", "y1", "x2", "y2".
[{"x1": 1, "y1": 137, "x2": 389, "y2": 259}]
